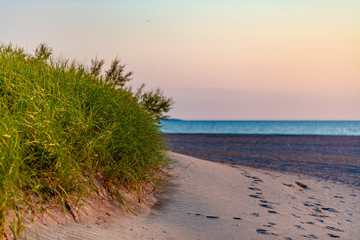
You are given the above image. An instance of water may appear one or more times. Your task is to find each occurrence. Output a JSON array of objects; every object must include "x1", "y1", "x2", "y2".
[
  {"x1": 161, "y1": 120, "x2": 360, "y2": 136},
  {"x1": 163, "y1": 120, "x2": 360, "y2": 186}
]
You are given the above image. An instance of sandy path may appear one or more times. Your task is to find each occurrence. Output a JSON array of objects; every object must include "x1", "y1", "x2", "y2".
[{"x1": 24, "y1": 152, "x2": 360, "y2": 239}]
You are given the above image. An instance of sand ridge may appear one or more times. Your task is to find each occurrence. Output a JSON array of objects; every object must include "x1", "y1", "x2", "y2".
[{"x1": 23, "y1": 152, "x2": 360, "y2": 239}]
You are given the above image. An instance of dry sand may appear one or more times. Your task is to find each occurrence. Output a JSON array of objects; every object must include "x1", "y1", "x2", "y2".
[{"x1": 23, "y1": 152, "x2": 359, "y2": 239}]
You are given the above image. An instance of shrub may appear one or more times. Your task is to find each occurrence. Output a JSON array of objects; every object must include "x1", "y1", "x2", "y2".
[{"x1": 0, "y1": 43, "x2": 171, "y2": 238}]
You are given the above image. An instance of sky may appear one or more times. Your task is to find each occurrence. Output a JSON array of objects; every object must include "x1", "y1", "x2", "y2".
[{"x1": 1, "y1": 0, "x2": 359, "y2": 120}]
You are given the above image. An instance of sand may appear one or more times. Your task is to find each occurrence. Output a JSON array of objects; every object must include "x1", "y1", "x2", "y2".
[
  {"x1": 165, "y1": 134, "x2": 360, "y2": 186},
  {"x1": 22, "y1": 152, "x2": 360, "y2": 239}
]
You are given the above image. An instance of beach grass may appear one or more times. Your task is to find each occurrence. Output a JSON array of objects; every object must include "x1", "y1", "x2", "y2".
[{"x1": 0, "y1": 43, "x2": 169, "y2": 238}]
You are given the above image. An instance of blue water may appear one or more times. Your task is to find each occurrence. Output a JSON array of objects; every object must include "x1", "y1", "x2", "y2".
[{"x1": 161, "y1": 120, "x2": 360, "y2": 136}]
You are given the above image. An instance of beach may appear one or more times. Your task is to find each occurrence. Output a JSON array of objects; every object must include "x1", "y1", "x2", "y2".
[
  {"x1": 166, "y1": 134, "x2": 360, "y2": 186},
  {"x1": 5, "y1": 1, "x2": 360, "y2": 238},
  {"x1": 24, "y1": 152, "x2": 360, "y2": 239}
]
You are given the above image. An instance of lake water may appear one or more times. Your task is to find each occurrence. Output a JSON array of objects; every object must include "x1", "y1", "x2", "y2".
[
  {"x1": 161, "y1": 120, "x2": 360, "y2": 136},
  {"x1": 163, "y1": 120, "x2": 360, "y2": 185}
]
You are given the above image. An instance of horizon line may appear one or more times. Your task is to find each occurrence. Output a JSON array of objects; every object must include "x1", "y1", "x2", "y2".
[{"x1": 164, "y1": 119, "x2": 360, "y2": 122}]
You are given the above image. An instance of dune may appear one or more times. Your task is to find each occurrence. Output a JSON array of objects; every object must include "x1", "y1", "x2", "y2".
[{"x1": 23, "y1": 152, "x2": 359, "y2": 239}]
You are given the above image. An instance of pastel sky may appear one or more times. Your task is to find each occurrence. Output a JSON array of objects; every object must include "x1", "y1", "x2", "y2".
[{"x1": 1, "y1": 0, "x2": 359, "y2": 120}]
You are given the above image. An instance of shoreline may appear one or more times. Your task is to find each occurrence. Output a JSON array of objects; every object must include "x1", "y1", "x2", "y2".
[
  {"x1": 24, "y1": 152, "x2": 360, "y2": 239},
  {"x1": 166, "y1": 133, "x2": 360, "y2": 137},
  {"x1": 165, "y1": 134, "x2": 360, "y2": 186}
]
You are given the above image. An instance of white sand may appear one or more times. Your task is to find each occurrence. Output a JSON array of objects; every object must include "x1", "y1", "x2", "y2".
[{"x1": 23, "y1": 152, "x2": 359, "y2": 239}]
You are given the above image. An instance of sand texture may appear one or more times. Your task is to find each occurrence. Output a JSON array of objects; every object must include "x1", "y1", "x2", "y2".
[
  {"x1": 23, "y1": 152, "x2": 359, "y2": 239},
  {"x1": 166, "y1": 134, "x2": 360, "y2": 186}
]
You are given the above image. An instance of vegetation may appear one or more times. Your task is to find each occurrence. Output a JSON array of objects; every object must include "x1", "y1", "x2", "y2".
[{"x1": 0, "y1": 43, "x2": 173, "y2": 238}]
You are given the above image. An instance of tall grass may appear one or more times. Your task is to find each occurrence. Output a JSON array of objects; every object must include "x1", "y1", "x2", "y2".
[{"x1": 0, "y1": 44, "x2": 169, "y2": 238}]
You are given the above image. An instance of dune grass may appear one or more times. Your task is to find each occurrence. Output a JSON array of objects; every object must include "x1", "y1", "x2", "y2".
[{"x1": 0, "y1": 44, "x2": 169, "y2": 238}]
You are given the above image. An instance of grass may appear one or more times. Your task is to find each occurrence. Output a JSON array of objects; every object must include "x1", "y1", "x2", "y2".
[{"x1": 0, "y1": 43, "x2": 169, "y2": 239}]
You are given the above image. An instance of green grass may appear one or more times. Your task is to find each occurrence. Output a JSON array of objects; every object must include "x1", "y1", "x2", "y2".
[{"x1": 0, "y1": 44, "x2": 169, "y2": 238}]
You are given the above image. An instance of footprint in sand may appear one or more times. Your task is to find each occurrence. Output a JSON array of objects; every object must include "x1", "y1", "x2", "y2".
[
  {"x1": 314, "y1": 208, "x2": 322, "y2": 213},
  {"x1": 256, "y1": 228, "x2": 279, "y2": 236},
  {"x1": 263, "y1": 222, "x2": 276, "y2": 227},
  {"x1": 310, "y1": 213, "x2": 329, "y2": 218},
  {"x1": 256, "y1": 229, "x2": 267, "y2": 234},
  {"x1": 283, "y1": 183, "x2": 295, "y2": 188},
  {"x1": 322, "y1": 207, "x2": 338, "y2": 213},
  {"x1": 291, "y1": 213, "x2": 301, "y2": 218},
  {"x1": 252, "y1": 213, "x2": 260, "y2": 217},
  {"x1": 328, "y1": 233, "x2": 341, "y2": 238},
  {"x1": 193, "y1": 213, "x2": 202, "y2": 216},
  {"x1": 303, "y1": 199, "x2": 338, "y2": 220},
  {"x1": 302, "y1": 234, "x2": 318, "y2": 239},
  {"x1": 303, "y1": 202, "x2": 314, "y2": 207},
  {"x1": 249, "y1": 194, "x2": 264, "y2": 199},
  {"x1": 192, "y1": 213, "x2": 219, "y2": 219},
  {"x1": 294, "y1": 225, "x2": 305, "y2": 230},
  {"x1": 324, "y1": 226, "x2": 344, "y2": 232},
  {"x1": 259, "y1": 204, "x2": 274, "y2": 209},
  {"x1": 188, "y1": 213, "x2": 247, "y2": 222},
  {"x1": 244, "y1": 175, "x2": 264, "y2": 184},
  {"x1": 261, "y1": 199, "x2": 280, "y2": 205},
  {"x1": 268, "y1": 210, "x2": 279, "y2": 214}
]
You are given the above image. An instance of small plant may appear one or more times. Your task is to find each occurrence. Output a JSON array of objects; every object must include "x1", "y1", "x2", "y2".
[
  {"x1": 34, "y1": 43, "x2": 52, "y2": 61},
  {"x1": 9, "y1": 214, "x2": 25, "y2": 240},
  {"x1": 135, "y1": 84, "x2": 174, "y2": 120},
  {"x1": 88, "y1": 56, "x2": 174, "y2": 120},
  {"x1": 89, "y1": 57, "x2": 105, "y2": 77},
  {"x1": 105, "y1": 57, "x2": 132, "y2": 87}
]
